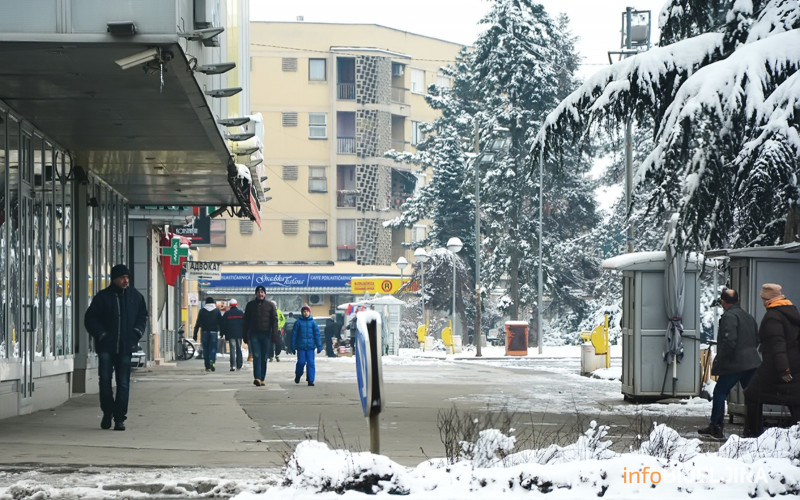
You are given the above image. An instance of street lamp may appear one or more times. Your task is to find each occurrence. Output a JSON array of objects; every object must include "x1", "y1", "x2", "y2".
[
  {"x1": 395, "y1": 256, "x2": 408, "y2": 294},
  {"x1": 446, "y1": 237, "x2": 463, "y2": 354},
  {"x1": 472, "y1": 125, "x2": 511, "y2": 357},
  {"x1": 413, "y1": 248, "x2": 429, "y2": 334}
]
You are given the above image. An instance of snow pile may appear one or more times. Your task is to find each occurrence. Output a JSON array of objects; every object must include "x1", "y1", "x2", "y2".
[{"x1": 262, "y1": 424, "x2": 800, "y2": 499}]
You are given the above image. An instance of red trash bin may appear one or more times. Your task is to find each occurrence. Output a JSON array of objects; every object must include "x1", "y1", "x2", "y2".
[{"x1": 505, "y1": 321, "x2": 528, "y2": 356}]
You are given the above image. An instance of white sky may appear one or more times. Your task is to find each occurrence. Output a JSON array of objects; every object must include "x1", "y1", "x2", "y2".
[{"x1": 249, "y1": 0, "x2": 668, "y2": 78}]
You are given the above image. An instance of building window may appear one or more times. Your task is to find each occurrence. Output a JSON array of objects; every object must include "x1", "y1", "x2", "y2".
[
  {"x1": 282, "y1": 112, "x2": 298, "y2": 127},
  {"x1": 412, "y1": 225, "x2": 426, "y2": 244},
  {"x1": 309, "y1": 58, "x2": 327, "y2": 81},
  {"x1": 411, "y1": 121, "x2": 425, "y2": 146},
  {"x1": 309, "y1": 220, "x2": 327, "y2": 247},
  {"x1": 239, "y1": 220, "x2": 253, "y2": 234},
  {"x1": 309, "y1": 113, "x2": 327, "y2": 139},
  {"x1": 282, "y1": 57, "x2": 298, "y2": 72},
  {"x1": 210, "y1": 219, "x2": 226, "y2": 246},
  {"x1": 283, "y1": 165, "x2": 298, "y2": 180},
  {"x1": 410, "y1": 68, "x2": 425, "y2": 94},
  {"x1": 282, "y1": 220, "x2": 299, "y2": 235},
  {"x1": 308, "y1": 166, "x2": 327, "y2": 193},
  {"x1": 337, "y1": 219, "x2": 356, "y2": 261},
  {"x1": 436, "y1": 73, "x2": 451, "y2": 89}
]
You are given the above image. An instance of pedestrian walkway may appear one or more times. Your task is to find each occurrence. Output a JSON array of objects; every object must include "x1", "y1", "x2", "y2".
[{"x1": 0, "y1": 353, "x2": 714, "y2": 469}]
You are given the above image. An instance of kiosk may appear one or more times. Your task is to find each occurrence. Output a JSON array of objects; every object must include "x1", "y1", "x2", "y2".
[{"x1": 603, "y1": 251, "x2": 702, "y2": 401}]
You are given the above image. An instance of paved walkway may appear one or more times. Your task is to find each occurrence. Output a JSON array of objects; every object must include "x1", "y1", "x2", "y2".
[{"x1": 0, "y1": 354, "x2": 715, "y2": 469}]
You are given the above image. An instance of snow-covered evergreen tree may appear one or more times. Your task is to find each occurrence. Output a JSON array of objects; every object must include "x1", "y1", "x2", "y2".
[{"x1": 534, "y1": 0, "x2": 800, "y2": 252}]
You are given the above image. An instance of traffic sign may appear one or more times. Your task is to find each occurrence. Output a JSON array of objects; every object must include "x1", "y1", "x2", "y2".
[{"x1": 355, "y1": 310, "x2": 384, "y2": 417}]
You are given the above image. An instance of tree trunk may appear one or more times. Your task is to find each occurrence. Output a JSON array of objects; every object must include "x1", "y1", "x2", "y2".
[{"x1": 784, "y1": 207, "x2": 800, "y2": 243}]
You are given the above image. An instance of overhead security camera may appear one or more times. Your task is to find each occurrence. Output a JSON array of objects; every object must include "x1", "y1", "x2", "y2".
[{"x1": 115, "y1": 48, "x2": 159, "y2": 70}]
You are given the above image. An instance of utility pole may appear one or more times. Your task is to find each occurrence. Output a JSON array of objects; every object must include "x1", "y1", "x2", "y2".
[
  {"x1": 624, "y1": 6, "x2": 634, "y2": 253},
  {"x1": 474, "y1": 120, "x2": 482, "y2": 357}
]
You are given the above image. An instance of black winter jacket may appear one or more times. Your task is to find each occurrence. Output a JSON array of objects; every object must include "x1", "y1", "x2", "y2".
[
  {"x1": 758, "y1": 303, "x2": 800, "y2": 383},
  {"x1": 712, "y1": 304, "x2": 761, "y2": 376},
  {"x1": 221, "y1": 306, "x2": 244, "y2": 340},
  {"x1": 243, "y1": 299, "x2": 278, "y2": 341},
  {"x1": 84, "y1": 283, "x2": 148, "y2": 355},
  {"x1": 193, "y1": 304, "x2": 222, "y2": 339}
]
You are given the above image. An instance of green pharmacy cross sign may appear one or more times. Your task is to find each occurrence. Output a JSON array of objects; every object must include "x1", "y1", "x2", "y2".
[{"x1": 161, "y1": 236, "x2": 189, "y2": 265}]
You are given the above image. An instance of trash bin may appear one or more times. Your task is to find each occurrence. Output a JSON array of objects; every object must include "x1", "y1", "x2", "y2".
[
  {"x1": 580, "y1": 343, "x2": 606, "y2": 375},
  {"x1": 505, "y1": 321, "x2": 528, "y2": 356}
]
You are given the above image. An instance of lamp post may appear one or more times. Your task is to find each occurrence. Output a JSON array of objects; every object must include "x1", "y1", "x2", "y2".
[
  {"x1": 473, "y1": 126, "x2": 512, "y2": 356},
  {"x1": 446, "y1": 237, "x2": 463, "y2": 353},
  {"x1": 395, "y1": 256, "x2": 408, "y2": 294},
  {"x1": 413, "y1": 248, "x2": 429, "y2": 334}
]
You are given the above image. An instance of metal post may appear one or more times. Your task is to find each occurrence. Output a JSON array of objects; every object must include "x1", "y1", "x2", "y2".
[
  {"x1": 474, "y1": 120, "x2": 482, "y2": 357},
  {"x1": 452, "y1": 257, "x2": 457, "y2": 354},
  {"x1": 369, "y1": 413, "x2": 380, "y2": 454},
  {"x1": 624, "y1": 7, "x2": 634, "y2": 253},
  {"x1": 537, "y1": 147, "x2": 544, "y2": 355},
  {"x1": 421, "y1": 263, "x2": 426, "y2": 331}
]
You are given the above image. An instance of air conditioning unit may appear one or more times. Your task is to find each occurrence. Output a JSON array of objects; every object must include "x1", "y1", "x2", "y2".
[{"x1": 308, "y1": 294, "x2": 325, "y2": 306}]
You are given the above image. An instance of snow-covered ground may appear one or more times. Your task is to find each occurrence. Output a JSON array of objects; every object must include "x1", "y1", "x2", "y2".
[{"x1": 1, "y1": 345, "x2": 798, "y2": 499}]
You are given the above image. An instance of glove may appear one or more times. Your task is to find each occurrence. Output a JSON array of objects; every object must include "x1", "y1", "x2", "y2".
[{"x1": 317, "y1": 347, "x2": 323, "y2": 354}]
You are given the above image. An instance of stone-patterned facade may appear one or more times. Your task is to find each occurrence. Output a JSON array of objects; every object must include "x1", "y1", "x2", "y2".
[{"x1": 351, "y1": 55, "x2": 394, "y2": 266}]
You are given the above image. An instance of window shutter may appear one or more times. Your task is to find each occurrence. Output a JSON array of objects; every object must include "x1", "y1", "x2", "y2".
[
  {"x1": 282, "y1": 220, "x2": 299, "y2": 234},
  {"x1": 282, "y1": 112, "x2": 298, "y2": 127},
  {"x1": 282, "y1": 58, "x2": 298, "y2": 72},
  {"x1": 239, "y1": 220, "x2": 253, "y2": 234},
  {"x1": 283, "y1": 165, "x2": 298, "y2": 180}
]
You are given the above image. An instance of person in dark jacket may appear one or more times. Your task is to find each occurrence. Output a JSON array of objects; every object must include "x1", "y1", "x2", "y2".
[
  {"x1": 698, "y1": 288, "x2": 760, "y2": 439},
  {"x1": 194, "y1": 296, "x2": 222, "y2": 372},
  {"x1": 243, "y1": 285, "x2": 278, "y2": 387},
  {"x1": 324, "y1": 314, "x2": 341, "y2": 357},
  {"x1": 221, "y1": 298, "x2": 244, "y2": 371},
  {"x1": 84, "y1": 264, "x2": 148, "y2": 431},
  {"x1": 744, "y1": 283, "x2": 800, "y2": 436},
  {"x1": 290, "y1": 305, "x2": 322, "y2": 386}
]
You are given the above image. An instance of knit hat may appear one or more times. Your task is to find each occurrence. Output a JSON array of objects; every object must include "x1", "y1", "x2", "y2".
[
  {"x1": 205, "y1": 296, "x2": 216, "y2": 304},
  {"x1": 760, "y1": 283, "x2": 784, "y2": 302},
  {"x1": 110, "y1": 264, "x2": 130, "y2": 281},
  {"x1": 255, "y1": 285, "x2": 266, "y2": 294},
  {"x1": 229, "y1": 299, "x2": 238, "y2": 306},
  {"x1": 301, "y1": 305, "x2": 311, "y2": 314}
]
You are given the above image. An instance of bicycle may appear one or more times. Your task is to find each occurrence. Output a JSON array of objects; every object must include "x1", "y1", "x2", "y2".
[{"x1": 175, "y1": 327, "x2": 197, "y2": 361}]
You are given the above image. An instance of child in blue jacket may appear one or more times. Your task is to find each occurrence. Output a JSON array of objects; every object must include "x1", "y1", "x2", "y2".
[{"x1": 290, "y1": 305, "x2": 322, "y2": 386}]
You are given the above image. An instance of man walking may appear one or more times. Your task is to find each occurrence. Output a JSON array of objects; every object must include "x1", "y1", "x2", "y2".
[
  {"x1": 698, "y1": 287, "x2": 760, "y2": 439},
  {"x1": 221, "y1": 298, "x2": 244, "y2": 371},
  {"x1": 194, "y1": 297, "x2": 222, "y2": 372},
  {"x1": 243, "y1": 285, "x2": 278, "y2": 387},
  {"x1": 744, "y1": 283, "x2": 800, "y2": 436},
  {"x1": 84, "y1": 264, "x2": 148, "y2": 431},
  {"x1": 324, "y1": 313, "x2": 340, "y2": 357}
]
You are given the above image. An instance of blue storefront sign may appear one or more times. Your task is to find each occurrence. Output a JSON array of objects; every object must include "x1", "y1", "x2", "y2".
[{"x1": 201, "y1": 272, "x2": 357, "y2": 289}]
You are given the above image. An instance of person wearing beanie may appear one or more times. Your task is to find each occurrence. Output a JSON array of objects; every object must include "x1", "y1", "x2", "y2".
[
  {"x1": 743, "y1": 283, "x2": 800, "y2": 436},
  {"x1": 222, "y1": 299, "x2": 245, "y2": 371},
  {"x1": 243, "y1": 285, "x2": 279, "y2": 386},
  {"x1": 194, "y1": 297, "x2": 222, "y2": 372},
  {"x1": 84, "y1": 263, "x2": 148, "y2": 431},
  {"x1": 698, "y1": 288, "x2": 760, "y2": 439},
  {"x1": 289, "y1": 305, "x2": 322, "y2": 386}
]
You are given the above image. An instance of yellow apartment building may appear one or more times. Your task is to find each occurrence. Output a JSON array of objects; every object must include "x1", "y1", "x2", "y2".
[{"x1": 196, "y1": 22, "x2": 464, "y2": 316}]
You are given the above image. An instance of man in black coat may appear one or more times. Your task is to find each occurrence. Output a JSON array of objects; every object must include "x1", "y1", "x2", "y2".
[
  {"x1": 222, "y1": 299, "x2": 244, "y2": 371},
  {"x1": 744, "y1": 283, "x2": 800, "y2": 436},
  {"x1": 698, "y1": 288, "x2": 760, "y2": 439},
  {"x1": 84, "y1": 264, "x2": 148, "y2": 431},
  {"x1": 243, "y1": 285, "x2": 278, "y2": 387},
  {"x1": 324, "y1": 314, "x2": 341, "y2": 357}
]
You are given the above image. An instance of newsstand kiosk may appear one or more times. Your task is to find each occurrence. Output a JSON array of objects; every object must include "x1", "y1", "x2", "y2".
[{"x1": 602, "y1": 251, "x2": 702, "y2": 402}]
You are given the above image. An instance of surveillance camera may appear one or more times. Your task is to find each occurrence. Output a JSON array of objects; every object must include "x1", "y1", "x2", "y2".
[{"x1": 115, "y1": 48, "x2": 159, "y2": 70}]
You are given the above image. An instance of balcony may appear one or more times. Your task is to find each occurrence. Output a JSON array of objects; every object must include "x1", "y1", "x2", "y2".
[
  {"x1": 391, "y1": 140, "x2": 408, "y2": 152},
  {"x1": 338, "y1": 83, "x2": 355, "y2": 100},
  {"x1": 337, "y1": 137, "x2": 356, "y2": 154},
  {"x1": 337, "y1": 190, "x2": 358, "y2": 208},
  {"x1": 391, "y1": 86, "x2": 408, "y2": 104}
]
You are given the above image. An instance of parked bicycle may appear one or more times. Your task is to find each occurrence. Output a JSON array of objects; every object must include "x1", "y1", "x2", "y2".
[{"x1": 175, "y1": 327, "x2": 197, "y2": 361}]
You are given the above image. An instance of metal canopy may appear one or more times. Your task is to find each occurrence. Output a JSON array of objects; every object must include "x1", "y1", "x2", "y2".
[{"x1": 0, "y1": 41, "x2": 243, "y2": 208}]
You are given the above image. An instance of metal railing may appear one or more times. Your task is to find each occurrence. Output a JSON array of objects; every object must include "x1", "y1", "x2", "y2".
[
  {"x1": 337, "y1": 137, "x2": 356, "y2": 154},
  {"x1": 337, "y1": 190, "x2": 358, "y2": 208},
  {"x1": 338, "y1": 83, "x2": 356, "y2": 100}
]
